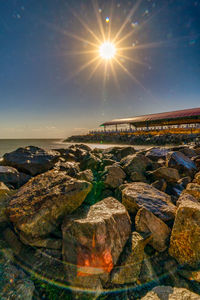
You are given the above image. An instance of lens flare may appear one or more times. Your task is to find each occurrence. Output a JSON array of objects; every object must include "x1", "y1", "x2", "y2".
[{"x1": 99, "y1": 42, "x2": 116, "y2": 60}]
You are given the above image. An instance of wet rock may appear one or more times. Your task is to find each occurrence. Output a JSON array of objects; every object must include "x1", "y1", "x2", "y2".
[
  {"x1": 0, "y1": 166, "x2": 31, "y2": 188},
  {"x1": 7, "y1": 169, "x2": 92, "y2": 241},
  {"x1": 141, "y1": 286, "x2": 200, "y2": 300},
  {"x1": 2, "y1": 146, "x2": 60, "y2": 176},
  {"x1": 184, "y1": 183, "x2": 200, "y2": 200},
  {"x1": 135, "y1": 207, "x2": 171, "y2": 252},
  {"x1": 169, "y1": 199, "x2": 200, "y2": 267},
  {"x1": 122, "y1": 182, "x2": 176, "y2": 222},
  {"x1": 104, "y1": 165, "x2": 126, "y2": 189},
  {"x1": 76, "y1": 169, "x2": 94, "y2": 182},
  {"x1": 62, "y1": 197, "x2": 131, "y2": 288},
  {"x1": 120, "y1": 154, "x2": 152, "y2": 176},
  {"x1": 166, "y1": 151, "x2": 197, "y2": 176},
  {"x1": 150, "y1": 167, "x2": 180, "y2": 183},
  {"x1": 111, "y1": 232, "x2": 151, "y2": 284},
  {"x1": 151, "y1": 179, "x2": 167, "y2": 192},
  {"x1": 145, "y1": 147, "x2": 170, "y2": 161}
]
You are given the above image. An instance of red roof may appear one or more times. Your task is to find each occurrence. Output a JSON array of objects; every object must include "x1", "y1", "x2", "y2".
[{"x1": 101, "y1": 107, "x2": 200, "y2": 126}]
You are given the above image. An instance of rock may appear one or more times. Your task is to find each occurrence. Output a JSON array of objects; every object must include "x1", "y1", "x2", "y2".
[
  {"x1": 179, "y1": 147, "x2": 196, "y2": 158},
  {"x1": 169, "y1": 199, "x2": 200, "y2": 267},
  {"x1": 0, "y1": 182, "x2": 13, "y2": 224},
  {"x1": 178, "y1": 176, "x2": 192, "y2": 188},
  {"x1": 7, "y1": 169, "x2": 92, "y2": 241},
  {"x1": 122, "y1": 182, "x2": 176, "y2": 222},
  {"x1": 102, "y1": 158, "x2": 116, "y2": 167},
  {"x1": 130, "y1": 171, "x2": 147, "y2": 182},
  {"x1": 141, "y1": 286, "x2": 200, "y2": 300},
  {"x1": 179, "y1": 268, "x2": 200, "y2": 283},
  {"x1": 135, "y1": 208, "x2": 171, "y2": 252},
  {"x1": 54, "y1": 160, "x2": 80, "y2": 177},
  {"x1": 73, "y1": 144, "x2": 92, "y2": 152},
  {"x1": 184, "y1": 183, "x2": 200, "y2": 200},
  {"x1": 145, "y1": 147, "x2": 170, "y2": 161},
  {"x1": 103, "y1": 147, "x2": 136, "y2": 161},
  {"x1": 150, "y1": 167, "x2": 180, "y2": 183},
  {"x1": 2, "y1": 146, "x2": 60, "y2": 176},
  {"x1": 176, "y1": 192, "x2": 198, "y2": 206},
  {"x1": 104, "y1": 165, "x2": 126, "y2": 189},
  {"x1": 120, "y1": 154, "x2": 152, "y2": 176},
  {"x1": 151, "y1": 179, "x2": 167, "y2": 192},
  {"x1": 0, "y1": 239, "x2": 35, "y2": 300},
  {"x1": 19, "y1": 235, "x2": 62, "y2": 249},
  {"x1": 77, "y1": 169, "x2": 94, "y2": 182},
  {"x1": 166, "y1": 151, "x2": 197, "y2": 176},
  {"x1": 62, "y1": 197, "x2": 131, "y2": 288},
  {"x1": 0, "y1": 166, "x2": 31, "y2": 188},
  {"x1": 194, "y1": 172, "x2": 200, "y2": 184},
  {"x1": 79, "y1": 153, "x2": 101, "y2": 171},
  {"x1": 111, "y1": 232, "x2": 151, "y2": 284}
]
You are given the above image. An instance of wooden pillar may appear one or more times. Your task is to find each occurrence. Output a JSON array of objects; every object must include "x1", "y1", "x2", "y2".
[{"x1": 115, "y1": 124, "x2": 118, "y2": 132}]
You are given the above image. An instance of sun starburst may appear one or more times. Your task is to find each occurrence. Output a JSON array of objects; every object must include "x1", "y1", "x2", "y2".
[{"x1": 52, "y1": 0, "x2": 165, "y2": 90}]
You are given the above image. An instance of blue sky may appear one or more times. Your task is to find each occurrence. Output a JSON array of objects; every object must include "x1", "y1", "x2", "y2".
[{"x1": 0, "y1": 0, "x2": 200, "y2": 138}]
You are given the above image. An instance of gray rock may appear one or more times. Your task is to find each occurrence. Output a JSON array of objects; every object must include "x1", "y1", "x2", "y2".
[
  {"x1": 150, "y1": 166, "x2": 180, "y2": 183},
  {"x1": 122, "y1": 182, "x2": 176, "y2": 222},
  {"x1": 2, "y1": 146, "x2": 60, "y2": 176},
  {"x1": 104, "y1": 165, "x2": 126, "y2": 189},
  {"x1": 146, "y1": 147, "x2": 170, "y2": 161},
  {"x1": 120, "y1": 154, "x2": 152, "y2": 176},
  {"x1": 0, "y1": 166, "x2": 31, "y2": 188},
  {"x1": 166, "y1": 151, "x2": 197, "y2": 176}
]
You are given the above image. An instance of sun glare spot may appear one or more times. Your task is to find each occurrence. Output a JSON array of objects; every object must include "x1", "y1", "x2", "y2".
[{"x1": 100, "y1": 42, "x2": 116, "y2": 60}]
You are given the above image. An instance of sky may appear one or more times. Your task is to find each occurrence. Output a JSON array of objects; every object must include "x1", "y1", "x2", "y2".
[{"x1": 0, "y1": 0, "x2": 200, "y2": 138}]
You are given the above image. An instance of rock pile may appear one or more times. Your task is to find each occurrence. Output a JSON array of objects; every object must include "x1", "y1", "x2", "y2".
[{"x1": 0, "y1": 143, "x2": 200, "y2": 299}]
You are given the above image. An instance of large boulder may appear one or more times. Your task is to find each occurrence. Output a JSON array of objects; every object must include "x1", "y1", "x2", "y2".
[
  {"x1": 141, "y1": 286, "x2": 200, "y2": 300},
  {"x1": 62, "y1": 197, "x2": 131, "y2": 288},
  {"x1": 0, "y1": 166, "x2": 31, "y2": 188},
  {"x1": 103, "y1": 146, "x2": 136, "y2": 161},
  {"x1": 7, "y1": 169, "x2": 92, "y2": 242},
  {"x1": 166, "y1": 151, "x2": 197, "y2": 176},
  {"x1": 103, "y1": 165, "x2": 126, "y2": 189},
  {"x1": 0, "y1": 182, "x2": 13, "y2": 224},
  {"x1": 2, "y1": 146, "x2": 60, "y2": 176},
  {"x1": 149, "y1": 166, "x2": 180, "y2": 183},
  {"x1": 184, "y1": 183, "x2": 200, "y2": 200},
  {"x1": 135, "y1": 207, "x2": 171, "y2": 252},
  {"x1": 145, "y1": 147, "x2": 170, "y2": 161},
  {"x1": 169, "y1": 199, "x2": 200, "y2": 267},
  {"x1": 120, "y1": 154, "x2": 152, "y2": 176},
  {"x1": 111, "y1": 232, "x2": 151, "y2": 284},
  {"x1": 122, "y1": 182, "x2": 176, "y2": 222}
]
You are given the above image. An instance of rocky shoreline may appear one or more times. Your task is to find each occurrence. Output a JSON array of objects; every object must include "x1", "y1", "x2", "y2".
[
  {"x1": 65, "y1": 132, "x2": 200, "y2": 146},
  {"x1": 0, "y1": 144, "x2": 200, "y2": 299}
]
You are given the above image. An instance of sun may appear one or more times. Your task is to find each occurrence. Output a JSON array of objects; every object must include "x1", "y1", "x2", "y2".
[{"x1": 99, "y1": 42, "x2": 116, "y2": 60}]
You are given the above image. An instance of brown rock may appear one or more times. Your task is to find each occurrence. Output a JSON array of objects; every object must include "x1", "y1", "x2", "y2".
[
  {"x1": 104, "y1": 165, "x2": 126, "y2": 189},
  {"x1": 176, "y1": 192, "x2": 198, "y2": 207},
  {"x1": 120, "y1": 154, "x2": 152, "y2": 176},
  {"x1": 169, "y1": 199, "x2": 200, "y2": 267},
  {"x1": 150, "y1": 166, "x2": 180, "y2": 183},
  {"x1": 135, "y1": 207, "x2": 171, "y2": 252},
  {"x1": 76, "y1": 169, "x2": 94, "y2": 182},
  {"x1": 151, "y1": 179, "x2": 167, "y2": 192},
  {"x1": 62, "y1": 197, "x2": 131, "y2": 288},
  {"x1": 184, "y1": 183, "x2": 200, "y2": 201},
  {"x1": 122, "y1": 182, "x2": 176, "y2": 222},
  {"x1": 7, "y1": 169, "x2": 92, "y2": 241},
  {"x1": 111, "y1": 232, "x2": 151, "y2": 284},
  {"x1": 141, "y1": 286, "x2": 200, "y2": 300}
]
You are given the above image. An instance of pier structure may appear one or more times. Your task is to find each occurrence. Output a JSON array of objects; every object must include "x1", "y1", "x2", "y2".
[{"x1": 90, "y1": 107, "x2": 200, "y2": 135}]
